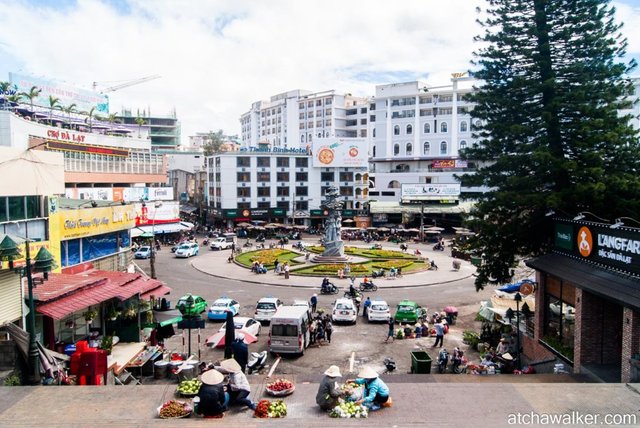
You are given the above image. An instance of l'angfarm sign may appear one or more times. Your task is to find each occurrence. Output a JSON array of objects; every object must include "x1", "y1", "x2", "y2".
[{"x1": 554, "y1": 220, "x2": 640, "y2": 276}]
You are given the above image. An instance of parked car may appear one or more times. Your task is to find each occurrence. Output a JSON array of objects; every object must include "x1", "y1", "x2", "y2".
[
  {"x1": 394, "y1": 300, "x2": 423, "y2": 324},
  {"x1": 367, "y1": 299, "x2": 391, "y2": 322},
  {"x1": 254, "y1": 297, "x2": 283, "y2": 323},
  {"x1": 175, "y1": 242, "x2": 199, "y2": 258},
  {"x1": 332, "y1": 298, "x2": 357, "y2": 324},
  {"x1": 218, "y1": 316, "x2": 261, "y2": 336},
  {"x1": 207, "y1": 297, "x2": 240, "y2": 320},
  {"x1": 175, "y1": 294, "x2": 208, "y2": 316},
  {"x1": 210, "y1": 233, "x2": 237, "y2": 250},
  {"x1": 292, "y1": 299, "x2": 312, "y2": 317},
  {"x1": 134, "y1": 246, "x2": 152, "y2": 259}
]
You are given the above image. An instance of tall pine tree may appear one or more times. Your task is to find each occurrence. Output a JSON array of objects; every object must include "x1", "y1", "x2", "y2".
[{"x1": 460, "y1": 0, "x2": 640, "y2": 290}]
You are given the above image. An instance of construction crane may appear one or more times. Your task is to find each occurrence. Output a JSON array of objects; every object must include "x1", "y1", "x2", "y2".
[{"x1": 92, "y1": 75, "x2": 161, "y2": 93}]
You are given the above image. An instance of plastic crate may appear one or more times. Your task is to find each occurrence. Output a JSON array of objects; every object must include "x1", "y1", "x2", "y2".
[{"x1": 410, "y1": 350, "x2": 432, "y2": 374}]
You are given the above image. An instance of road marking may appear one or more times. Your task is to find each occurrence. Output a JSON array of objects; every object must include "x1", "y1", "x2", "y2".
[
  {"x1": 267, "y1": 357, "x2": 281, "y2": 378},
  {"x1": 349, "y1": 351, "x2": 355, "y2": 373}
]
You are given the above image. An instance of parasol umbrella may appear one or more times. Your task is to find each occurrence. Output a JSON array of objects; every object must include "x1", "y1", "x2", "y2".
[
  {"x1": 378, "y1": 227, "x2": 390, "y2": 232},
  {"x1": 425, "y1": 226, "x2": 445, "y2": 232},
  {"x1": 205, "y1": 330, "x2": 257, "y2": 348},
  {"x1": 443, "y1": 306, "x2": 458, "y2": 314},
  {"x1": 237, "y1": 222, "x2": 251, "y2": 227},
  {"x1": 342, "y1": 219, "x2": 354, "y2": 223},
  {"x1": 224, "y1": 310, "x2": 234, "y2": 359}
]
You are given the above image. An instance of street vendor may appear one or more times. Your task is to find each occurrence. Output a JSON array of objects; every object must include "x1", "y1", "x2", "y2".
[
  {"x1": 216, "y1": 359, "x2": 257, "y2": 410},
  {"x1": 353, "y1": 366, "x2": 390, "y2": 411},
  {"x1": 196, "y1": 369, "x2": 228, "y2": 418},
  {"x1": 316, "y1": 365, "x2": 343, "y2": 411}
]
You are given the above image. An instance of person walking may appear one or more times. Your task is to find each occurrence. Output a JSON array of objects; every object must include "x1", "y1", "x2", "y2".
[
  {"x1": 385, "y1": 317, "x2": 395, "y2": 343},
  {"x1": 363, "y1": 297, "x2": 371, "y2": 318},
  {"x1": 310, "y1": 293, "x2": 318, "y2": 313},
  {"x1": 433, "y1": 320, "x2": 445, "y2": 348},
  {"x1": 324, "y1": 319, "x2": 333, "y2": 343},
  {"x1": 284, "y1": 262, "x2": 290, "y2": 279}
]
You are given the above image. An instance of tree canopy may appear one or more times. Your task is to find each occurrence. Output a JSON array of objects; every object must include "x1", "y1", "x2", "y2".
[
  {"x1": 203, "y1": 129, "x2": 225, "y2": 156},
  {"x1": 459, "y1": 0, "x2": 640, "y2": 290}
]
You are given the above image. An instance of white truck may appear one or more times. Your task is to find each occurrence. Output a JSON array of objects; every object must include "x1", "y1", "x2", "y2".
[{"x1": 209, "y1": 233, "x2": 237, "y2": 250}]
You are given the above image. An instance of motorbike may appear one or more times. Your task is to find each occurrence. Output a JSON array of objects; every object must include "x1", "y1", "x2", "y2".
[
  {"x1": 344, "y1": 289, "x2": 363, "y2": 300},
  {"x1": 399, "y1": 243, "x2": 409, "y2": 252},
  {"x1": 383, "y1": 357, "x2": 396, "y2": 373},
  {"x1": 256, "y1": 234, "x2": 266, "y2": 243},
  {"x1": 247, "y1": 351, "x2": 268, "y2": 374},
  {"x1": 293, "y1": 241, "x2": 306, "y2": 251},
  {"x1": 243, "y1": 240, "x2": 253, "y2": 248},
  {"x1": 433, "y1": 242, "x2": 445, "y2": 251},
  {"x1": 202, "y1": 238, "x2": 209, "y2": 246},
  {"x1": 371, "y1": 269, "x2": 386, "y2": 278},
  {"x1": 359, "y1": 281, "x2": 378, "y2": 292},
  {"x1": 437, "y1": 348, "x2": 449, "y2": 374},
  {"x1": 320, "y1": 282, "x2": 339, "y2": 295},
  {"x1": 450, "y1": 348, "x2": 466, "y2": 373}
]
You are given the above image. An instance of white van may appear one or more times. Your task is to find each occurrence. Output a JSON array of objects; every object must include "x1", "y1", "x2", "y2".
[
  {"x1": 209, "y1": 233, "x2": 237, "y2": 250},
  {"x1": 268, "y1": 306, "x2": 311, "y2": 355}
]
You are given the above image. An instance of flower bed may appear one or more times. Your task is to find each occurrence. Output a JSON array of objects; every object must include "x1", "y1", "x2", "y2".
[
  {"x1": 311, "y1": 264, "x2": 369, "y2": 274},
  {"x1": 370, "y1": 259, "x2": 414, "y2": 270}
]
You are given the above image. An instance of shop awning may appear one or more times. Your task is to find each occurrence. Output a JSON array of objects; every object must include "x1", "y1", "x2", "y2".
[
  {"x1": 141, "y1": 285, "x2": 172, "y2": 299},
  {"x1": 131, "y1": 222, "x2": 191, "y2": 237},
  {"x1": 153, "y1": 309, "x2": 183, "y2": 327},
  {"x1": 179, "y1": 205, "x2": 198, "y2": 214},
  {"x1": 526, "y1": 253, "x2": 640, "y2": 311},
  {"x1": 369, "y1": 200, "x2": 475, "y2": 214}
]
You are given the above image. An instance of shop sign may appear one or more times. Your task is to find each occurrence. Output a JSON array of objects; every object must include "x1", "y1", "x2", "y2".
[
  {"x1": 310, "y1": 209, "x2": 328, "y2": 217},
  {"x1": 46, "y1": 138, "x2": 129, "y2": 156},
  {"x1": 401, "y1": 183, "x2": 461, "y2": 200},
  {"x1": 223, "y1": 209, "x2": 241, "y2": 219},
  {"x1": 57, "y1": 206, "x2": 137, "y2": 240},
  {"x1": 269, "y1": 208, "x2": 286, "y2": 216},
  {"x1": 342, "y1": 210, "x2": 355, "y2": 217},
  {"x1": 239, "y1": 147, "x2": 308, "y2": 154},
  {"x1": 431, "y1": 160, "x2": 468, "y2": 169},
  {"x1": 554, "y1": 220, "x2": 640, "y2": 277}
]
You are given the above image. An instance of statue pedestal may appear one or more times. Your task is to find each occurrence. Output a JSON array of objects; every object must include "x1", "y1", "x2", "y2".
[{"x1": 311, "y1": 240, "x2": 349, "y2": 263}]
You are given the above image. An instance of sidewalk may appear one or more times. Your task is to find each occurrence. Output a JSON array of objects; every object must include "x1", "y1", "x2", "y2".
[
  {"x1": 191, "y1": 242, "x2": 474, "y2": 289},
  {"x1": 1, "y1": 378, "x2": 638, "y2": 427}
]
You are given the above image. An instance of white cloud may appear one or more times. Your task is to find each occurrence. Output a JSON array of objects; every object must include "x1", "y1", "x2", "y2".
[{"x1": 1, "y1": 0, "x2": 638, "y2": 145}]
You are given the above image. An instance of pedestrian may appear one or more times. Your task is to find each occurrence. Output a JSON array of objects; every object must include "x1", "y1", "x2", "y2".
[
  {"x1": 231, "y1": 333, "x2": 249, "y2": 372},
  {"x1": 309, "y1": 320, "x2": 317, "y2": 345},
  {"x1": 284, "y1": 262, "x2": 290, "y2": 279},
  {"x1": 274, "y1": 259, "x2": 280, "y2": 272},
  {"x1": 433, "y1": 320, "x2": 444, "y2": 348},
  {"x1": 324, "y1": 319, "x2": 333, "y2": 343},
  {"x1": 363, "y1": 297, "x2": 371, "y2": 318},
  {"x1": 385, "y1": 317, "x2": 395, "y2": 343},
  {"x1": 216, "y1": 359, "x2": 257, "y2": 410},
  {"x1": 310, "y1": 293, "x2": 318, "y2": 313},
  {"x1": 231, "y1": 242, "x2": 236, "y2": 254}
]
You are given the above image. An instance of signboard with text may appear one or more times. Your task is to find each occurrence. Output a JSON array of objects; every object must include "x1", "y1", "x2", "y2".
[
  {"x1": 401, "y1": 183, "x2": 461, "y2": 200},
  {"x1": 312, "y1": 137, "x2": 368, "y2": 168},
  {"x1": 56, "y1": 206, "x2": 137, "y2": 240}
]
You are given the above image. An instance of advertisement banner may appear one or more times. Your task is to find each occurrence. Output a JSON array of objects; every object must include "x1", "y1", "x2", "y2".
[
  {"x1": 554, "y1": 220, "x2": 640, "y2": 277},
  {"x1": 312, "y1": 138, "x2": 368, "y2": 168},
  {"x1": 9, "y1": 72, "x2": 109, "y2": 114},
  {"x1": 57, "y1": 205, "x2": 137, "y2": 240},
  {"x1": 432, "y1": 160, "x2": 468, "y2": 169},
  {"x1": 134, "y1": 201, "x2": 180, "y2": 225},
  {"x1": 0, "y1": 241, "x2": 52, "y2": 270},
  {"x1": 401, "y1": 183, "x2": 461, "y2": 200}
]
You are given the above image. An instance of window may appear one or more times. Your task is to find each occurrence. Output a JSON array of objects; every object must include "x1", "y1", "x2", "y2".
[
  {"x1": 340, "y1": 186, "x2": 353, "y2": 196},
  {"x1": 423, "y1": 142, "x2": 430, "y2": 155},
  {"x1": 276, "y1": 157, "x2": 289, "y2": 167},
  {"x1": 373, "y1": 129, "x2": 376, "y2": 138},
  {"x1": 473, "y1": 120, "x2": 482, "y2": 130},
  {"x1": 393, "y1": 125, "x2": 400, "y2": 135},
  {"x1": 459, "y1": 140, "x2": 467, "y2": 150},
  {"x1": 295, "y1": 186, "x2": 308, "y2": 196},
  {"x1": 460, "y1": 121, "x2": 468, "y2": 132},
  {"x1": 276, "y1": 187, "x2": 289, "y2": 196},
  {"x1": 440, "y1": 141, "x2": 447, "y2": 154},
  {"x1": 406, "y1": 143, "x2": 413, "y2": 156},
  {"x1": 295, "y1": 172, "x2": 308, "y2": 182},
  {"x1": 423, "y1": 123, "x2": 430, "y2": 133},
  {"x1": 440, "y1": 122, "x2": 448, "y2": 133},
  {"x1": 8, "y1": 196, "x2": 25, "y2": 220},
  {"x1": 237, "y1": 172, "x2": 251, "y2": 182},
  {"x1": 257, "y1": 187, "x2": 270, "y2": 197},
  {"x1": 237, "y1": 187, "x2": 251, "y2": 198},
  {"x1": 257, "y1": 172, "x2": 270, "y2": 182},
  {"x1": 276, "y1": 172, "x2": 289, "y2": 182},
  {"x1": 544, "y1": 278, "x2": 575, "y2": 360},
  {"x1": 295, "y1": 158, "x2": 308, "y2": 168},
  {"x1": 339, "y1": 172, "x2": 353, "y2": 182},
  {"x1": 388, "y1": 180, "x2": 401, "y2": 189},
  {"x1": 294, "y1": 200, "x2": 309, "y2": 210},
  {"x1": 300, "y1": 134, "x2": 305, "y2": 142},
  {"x1": 393, "y1": 144, "x2": 399, "y2": 155},
  {"x1": 257, "y1": 202, "x2": 270, "y2": 209},
  {"x1": 395, "y1": 164, "x2": 410, "y2": 172},
  {"x1": 257, "y1": 157, "x2": 270, "y2": 167},
  {"x1": 321, "y1": 172, "x2": 334, "y2": 181},
  {"x1": 237, "y1": 157, "x2": 250, "y2": 167},
  {"x1": 406, "y1": 124, "x2": 412, "y2": 135}
]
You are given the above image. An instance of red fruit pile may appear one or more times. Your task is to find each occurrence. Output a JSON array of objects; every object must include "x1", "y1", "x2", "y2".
[
  {"x1": 266, "y1": 378, "x2": 294, "y2": 391},
  {"x1": 254, "y1": 399, "x2": 271, "y2": 418}
]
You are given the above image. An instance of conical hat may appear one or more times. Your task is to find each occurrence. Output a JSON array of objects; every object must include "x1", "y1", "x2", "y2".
[
  {"x1": 201, "y1": 369, "x2": 224, "y2": 385},
  {"x1": 220, "y1": 358, "x2": 242, "y2": 373},
  {"x1": 357, "y1": 366, "x2": 379, "y2": 379},
  {"x1": 324, "y1": 365, "x2": 342, "y2": 377}
]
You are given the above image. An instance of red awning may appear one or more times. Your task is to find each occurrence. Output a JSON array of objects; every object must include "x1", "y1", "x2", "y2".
[
  {"x1": 141, "y1": 285, "x2": 171, "y2": 299},
  {"x1": 37, "y1": 284, "x2": 120, "y2": 320}
]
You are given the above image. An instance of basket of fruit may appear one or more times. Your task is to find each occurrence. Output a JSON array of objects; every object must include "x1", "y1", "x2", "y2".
[
  {"x1": 254, "y1": 399, "x2": 287, "y2": 418},
  {"x1": 329, "y1": 400, "x2": 368, "y2": 418},
  {"x1": 176, "y1": 379, "x2": 202, "y2": 397},
  {"x1": 157, "y1": 400, "x2": 192, "y2": 419},
  {"x1": 265, "y1": 378, "x2": 295, "y2": 396}
]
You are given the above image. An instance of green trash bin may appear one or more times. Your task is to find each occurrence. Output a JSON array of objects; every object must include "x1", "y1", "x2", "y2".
[
  {"x1": 470, "y1": 256, "x2": 482, "y2": 267},
  {"x1": 410, "y1": 350, "x2": 432, "y2": 374}
]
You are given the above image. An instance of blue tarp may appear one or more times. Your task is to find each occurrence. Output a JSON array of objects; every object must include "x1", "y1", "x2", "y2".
[{"x1": 498, "y1": 279, "x2": 534, "y2": 293}]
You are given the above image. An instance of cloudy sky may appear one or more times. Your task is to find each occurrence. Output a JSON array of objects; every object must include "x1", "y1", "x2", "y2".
[{"x1": 1, "y1": 0, "x2": 639, "y2": 145}]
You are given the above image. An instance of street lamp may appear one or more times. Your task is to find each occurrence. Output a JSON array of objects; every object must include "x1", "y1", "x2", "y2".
[
  {"x1": 149, "y1": 201, "x2": 162, "y2": 279},
  {"x1": 514, "y1": 292, "x2": 522, "y2": 370},
  {"x1": 0, "y1": 235, "x2": 56, "y2": 385}
]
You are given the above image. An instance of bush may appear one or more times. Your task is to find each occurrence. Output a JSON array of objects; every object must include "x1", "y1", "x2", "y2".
[
  {"x1": 371, "y1": 259, "x2": 414, "y2": 270},
  {"x1": 311, "y1": 264, "x2": 368, "y2": 274},
  {"x1": 462, "y1": 330, "x2": 480, "y2": 348},
  {"x1": 3, "y1": 373, "x2": 21, "y2": 386},
  {"x1": 248, "y1": 249, "x2": 289, "y2": 266}
]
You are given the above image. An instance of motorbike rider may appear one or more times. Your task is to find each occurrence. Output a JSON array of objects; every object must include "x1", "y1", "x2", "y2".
[
  {"x1": 321, "y1": 277, "x2": 331, "y2": 293},
  {"x1": 349, "y1": 278, "x2": 357, "y2": 297}
]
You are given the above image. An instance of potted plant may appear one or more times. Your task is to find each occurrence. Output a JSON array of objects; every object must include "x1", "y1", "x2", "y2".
[
  {"x1": 107, "y1": 307, "x2": 120, "y2": 321},
  {"x1": 100, "y1": 335, "x2": 114, "y2": 355},
  {"x1": 122, "y1": 307, "x2": 137, "y2": 320},
  {"x1": 83, "y1": 309, "x2": 98, "y2": 323}
]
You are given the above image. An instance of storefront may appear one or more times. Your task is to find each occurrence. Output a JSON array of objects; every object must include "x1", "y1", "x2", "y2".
[
  {"x1": 525, "y1": 219, "x2": 640, "y2": 382},
  {"x1": 220, "y1": 208, "x2": 287, "y2": 229},
  {"x1": 48, "y1": 199, "x2": 137, "y2": 273}
]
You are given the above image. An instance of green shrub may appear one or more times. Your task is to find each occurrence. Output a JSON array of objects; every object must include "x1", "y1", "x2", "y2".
[
  {"x1": 4, "y1": 373, "x2": 21, "y2": 386},
  {"x1": 371, "y1": 259, "x2": 414, "y2": 270},
  {"x1": 462, "y1": 330, "x2": 480, "y2": 348},
  {"x1": 542, "y1": 336, "x2": 574, "y2": 361}
]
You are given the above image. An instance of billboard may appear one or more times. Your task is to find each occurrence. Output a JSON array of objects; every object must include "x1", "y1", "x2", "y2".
[
  {"x1": 55, "y1": 205, "x2": 137, "y2": 240},
  {"x1": 312, "y1": 138, "x2": 368, "y2": 168},
  {"x1": 65, "y1": 187, "x2": 174, "y2": 202},
  {"x1": 401, "y1": 183, "x2": 461, "y2": 200},
  {"x1": 9, "y1": 72, "x2": 109, "y2": 114}
]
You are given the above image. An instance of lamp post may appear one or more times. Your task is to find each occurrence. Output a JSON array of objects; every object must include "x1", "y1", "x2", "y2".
[
  {"x1": 149, "y1": 201, "x2": 163, "y2": 279},
  {"x1": 0, "y1": 236, "x2": 56, "y2": 385},
  {"x1": 514, "y1": 292, "x2": 522, "y2": 370}
]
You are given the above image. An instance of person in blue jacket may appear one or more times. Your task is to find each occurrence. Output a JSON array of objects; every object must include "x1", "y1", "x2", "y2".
[{"x1": 353, "y1": 366, "x2": 390, "y2": 411}]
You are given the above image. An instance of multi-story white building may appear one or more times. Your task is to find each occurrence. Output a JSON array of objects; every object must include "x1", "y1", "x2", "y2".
[
  {"x1": 240, "y1": 89, "x2": 372, "y2": 150},
  {"x1": 205, "y1": 150, "x2": 368, "y2": 229}
]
